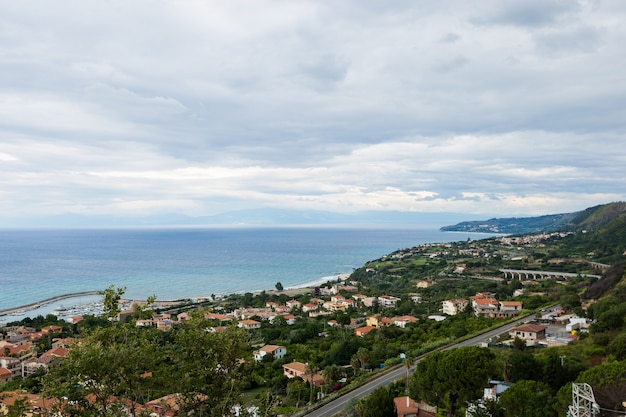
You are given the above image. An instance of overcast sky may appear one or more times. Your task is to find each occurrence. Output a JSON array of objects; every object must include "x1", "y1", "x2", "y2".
[{"x1": 1, "y1": 0, "x2": 625, "y2": 226}]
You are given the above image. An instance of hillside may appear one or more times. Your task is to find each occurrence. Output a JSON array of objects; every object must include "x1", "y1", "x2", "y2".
[{"x1": 440, "y1": 202, "x2": 626, "y2": 234}]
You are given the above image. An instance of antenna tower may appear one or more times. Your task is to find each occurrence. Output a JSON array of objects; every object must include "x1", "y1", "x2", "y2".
[{"x1": 568, "y1": 383, "x2": 600, "y2": 417}]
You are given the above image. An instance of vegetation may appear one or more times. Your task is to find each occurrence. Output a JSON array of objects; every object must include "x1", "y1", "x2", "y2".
[{"x1": 2, "y1": 202, "x2": 626, "y2": 416}]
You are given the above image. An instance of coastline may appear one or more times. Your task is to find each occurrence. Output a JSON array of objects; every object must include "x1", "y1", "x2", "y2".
[
  {"x1": 0, "y1": 290, "x2": 102, "y2": 317},
  {"x1": 0, "y1": 273, "x2": 351, "y2": 320}
]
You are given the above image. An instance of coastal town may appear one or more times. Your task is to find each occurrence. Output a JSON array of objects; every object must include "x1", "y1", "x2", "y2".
[{"x1": 2, "y1": 216, "x2": 621, "y2": 417}]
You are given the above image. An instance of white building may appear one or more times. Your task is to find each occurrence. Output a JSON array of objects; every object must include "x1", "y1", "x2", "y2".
[{"x1": 253, "y1": 345, "x2": 287, "y2": 361}]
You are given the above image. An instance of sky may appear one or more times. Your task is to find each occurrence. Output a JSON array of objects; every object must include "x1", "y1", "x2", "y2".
[{"x1": 1, "y1": 0, "x2": 625, "y2": 227}]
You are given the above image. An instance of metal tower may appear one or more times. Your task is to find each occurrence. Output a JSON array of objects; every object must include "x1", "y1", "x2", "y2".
[{"x1": 568, "y1": 383, "x2": 600, "y2": 417}]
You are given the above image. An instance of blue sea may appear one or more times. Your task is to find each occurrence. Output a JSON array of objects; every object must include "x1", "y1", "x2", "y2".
[{"x1": 0, "y1": 227, "x2": 490, "y2": 317}]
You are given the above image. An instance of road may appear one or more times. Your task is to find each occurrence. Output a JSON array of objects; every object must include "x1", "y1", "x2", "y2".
[{"x1": 304, "y1": 314, "x2": 536, "y2": 417}]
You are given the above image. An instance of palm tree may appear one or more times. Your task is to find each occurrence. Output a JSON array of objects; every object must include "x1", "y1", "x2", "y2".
[
  {"x1": 356, "y1": 347, "x2": 370, "y2": 372},
  {"x1": 304, "y1": 363, "x2": 319, "y2": 405},
  {"x1": 322, "y1": 364, "x2": 342, "y2": 392},
  {"x1": 350, "y1": 356, "x2": 361, "y2": 376}
]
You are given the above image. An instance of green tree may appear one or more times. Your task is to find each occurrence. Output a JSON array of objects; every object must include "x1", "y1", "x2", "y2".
[
  {"x1": 354, "y1": 386, "x2": 395, "y2": 417},
  {"x1": 498, "y1": 380, "x2": 556, "y2": 417},
  {"x1": 102, "y1": 284, "x2": 126, "y2": 321},
  {"x1": 304, "y1": 363, "x2": 319, "y2": 405},
  {"x1": 43, "y1": 325, "x2": 160, "y2": 416},
  {"x1": 508, "y1": 350, "x2": 542, "y2": 382},
  {"x1": 409, "y1": 347, "x2": 495, "y2": 417},
  {"x1": 606, "y1": 332, "x2": 626, "y2": 360},
  {"x1": 171, "y1": 319, "x2": 250, "y2": 416},
  {"x1": 576, "y1": 361, "x2": 626, "y2": 413},
  {"x1": 275, "y1": 282, "x2": 284, "y2": 291},
  {"x1": 322, "y1": 364, "x2": 343, "y2": 389},
  {"x1": 355, "y1": 347, "x2": 370, "y2": 372},
  {"x1": 132, "y1": 294, "x2": 157, "y2": 321},
  {"x1": 286, "y1": 379, "x2": 308, "y2": 408}
]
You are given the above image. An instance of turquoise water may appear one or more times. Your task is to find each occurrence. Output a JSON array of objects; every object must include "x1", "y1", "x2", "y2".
[{"x1": 0, "y1": 227, "x2": 488, "y2": 311}]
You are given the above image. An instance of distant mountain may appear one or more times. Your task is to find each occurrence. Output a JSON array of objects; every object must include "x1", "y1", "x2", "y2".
[
  {"x1": 440, "y1": 212, "x2": 578, "y2": 234},
  {"x1": 0, "y1": 209, "x2": 486, "y2": 229},
  {"x1": 440, "y1": 202, "x2": 626, "y2": 235}
]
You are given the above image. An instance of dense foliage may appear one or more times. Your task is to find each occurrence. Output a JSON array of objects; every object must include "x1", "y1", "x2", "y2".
[{"x1": 3, "y1": 203, "x2": 626, "y2": 416}]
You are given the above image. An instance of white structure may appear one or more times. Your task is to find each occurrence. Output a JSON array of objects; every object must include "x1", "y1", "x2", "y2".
[
  {"x1": 568, "y1": 383, "x2": 599, "y2": 417},
  {"x1": 253, "y1": 345, "x2": 286, "y2": 362},
  {"x1": 442, "y1": 299, "x2": 468, "y2": 315},
  {"x1": 378, "y1": 295, "x2": 401, "y2": 308}
]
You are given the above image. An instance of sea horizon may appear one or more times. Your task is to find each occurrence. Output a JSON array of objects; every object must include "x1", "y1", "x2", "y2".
[{"x1": 0, "y1": 226, "x2": 497, "y2": 319}]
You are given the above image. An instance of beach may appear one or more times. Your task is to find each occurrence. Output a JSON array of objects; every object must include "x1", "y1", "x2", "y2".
[{"x1": 0, "y1": 273, "x2": 349, "y2": 323}]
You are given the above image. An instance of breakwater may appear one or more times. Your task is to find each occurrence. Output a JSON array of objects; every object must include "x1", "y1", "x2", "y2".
[{"x1": 0, "y1": 290, "x2": 102, "y2": 317}]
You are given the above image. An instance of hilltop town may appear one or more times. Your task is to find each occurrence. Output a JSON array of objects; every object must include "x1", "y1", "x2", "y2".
[{"x1": 1, "y1": 203, "x2": 626, "y2": 416}]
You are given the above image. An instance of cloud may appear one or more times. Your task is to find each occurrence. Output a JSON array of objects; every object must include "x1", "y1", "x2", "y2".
[{"x1": 0, "y1": 1, "x2": 625, "y2": 225}]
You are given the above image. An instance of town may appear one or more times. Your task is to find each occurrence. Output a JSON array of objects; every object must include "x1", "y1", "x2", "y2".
[{"x1": 1, "y1": 221, "x2": 625, "y2": 417}]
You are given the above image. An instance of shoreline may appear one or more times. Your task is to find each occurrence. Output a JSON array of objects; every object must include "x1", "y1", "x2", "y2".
[
  {"x1": 0, "y1": 273, "x2": 352, "y2": 319},
  {"x1": 0, "y1": 290, "x2": 102, "y2": 317}
]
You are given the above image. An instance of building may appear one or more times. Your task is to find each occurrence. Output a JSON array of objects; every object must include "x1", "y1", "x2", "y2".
[
  {"x1": 355, "y1": 325, "x2": 377, "y2": 337},
  {"x1": 323, "y1": 301, "x2": 347, "y2": 312},
  {"x1": 0, "y1": 368, "x2": 11, "y2": 385},
  {"x1": 302, "y1": 303, "x2": 318, "y2": 313},
  {"x1": 393, "y1": 316, "x2": 419, "y2": 328},
  {"x1": 238, "y1": 319, "x2": 261, "y2": 330},
  {"x1": 282, "y1": 362, "x2": 325, "y2": 387},
  {"x1": 499, "y1": 301, "x2": 522, "y2": 314},
  {"x1": 204, "y1": 312, "x2": 235, "y2": 322},
  {"x1": 253, "y1": 345, "x2": 286, "y2": 362},
  {"x1": 509, "y1": 323, "x2": 547, "y2": 346},
  {"x1": 394, "y1": 396, "x2": 436, "y2": 417},
  {"x1": 472, "y1": 298, "x2": 499, "y2": 317},
  {"x1": 378, "y1": 295, "x2": 401, "y2": 308},
  {"x1": 442, "y1": 299, "x2": 468, "y2": 315}
]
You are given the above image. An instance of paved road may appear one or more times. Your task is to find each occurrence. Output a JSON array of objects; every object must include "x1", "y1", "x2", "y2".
[{"x1": 304, "y1": 314, "x2": 536, "y2": 417}]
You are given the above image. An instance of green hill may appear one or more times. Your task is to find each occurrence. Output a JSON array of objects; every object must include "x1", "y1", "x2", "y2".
[{"x1": 441, "y1": 202, "x2": 626, "y2": 235}]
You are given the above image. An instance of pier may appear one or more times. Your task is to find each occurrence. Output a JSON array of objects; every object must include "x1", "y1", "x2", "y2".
[{"x1": 0, "y1": 290, "x2": 102, "y2": 317}]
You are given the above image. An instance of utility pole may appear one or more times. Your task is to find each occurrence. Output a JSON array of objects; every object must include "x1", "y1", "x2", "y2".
[{"x1": 567, "y1": 383, "x2": 599, "y2": 417}]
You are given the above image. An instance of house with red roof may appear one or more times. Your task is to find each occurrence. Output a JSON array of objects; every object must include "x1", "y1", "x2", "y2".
[
  {"x1": 253, "y1": 345, "x2": 287, "y2": 362},
  {"x1": 355, "y1": 325, "x2": 377, "y2": 337},
  {"x1": 394, "y1": 396, "x2": 436, "y2": 417},
  {"x1": 0, "y1": 367, "x2": 11, "y2": 385},
  {"x1": 238, "y1": 319, "x2": 261, "y2": 330},
  {"x1": 509, "y1": 323, "x2": 547, "y2": 346},
  {"x1": 472, "y1": 297, "x2": 499, "y2": 317},
  {"x1": 282, "y1": 362, "x2": 325, "y2": 387}
]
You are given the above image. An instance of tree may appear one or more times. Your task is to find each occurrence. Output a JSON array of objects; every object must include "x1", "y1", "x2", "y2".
[
  {"x1": 576, "y1": 361, "x2": 626, "y2": 414},
  {"x1": 171, "y1": 318, "x2": 251, "y2": 416},
  {"x1": 102, "y1": 284, "x2": 126, "y2": 321},
  {"x1": 508, "y1": 349, "x2": 542, "y2": 382},
  {"x1": 350, "y1": 355, "x2": 361, "y2": 376},
  {"x1": 275, "y1": 282, "x2": 284, "y2": 291},
  {"x1": 132, "y1": 294, "x2": 157, "y2": 321},
  {"x1": 322, "y1": 364, "x2": 342, "y2": 390},
  {"x1": 354, "y1": 386, "x2": 395, "y2": 417},
  {"x1": 606, "y1": 332, "x2": 626, "y2": 360},
  {"x1": 409, "y1": 347, "x2": 495, "y2": 417},
  {"x1": 304, "y1": 363, "x2": 319, "y2": 405},
  {"x1": 355, "y1": 347, "x2": 370, "y2": 373},
  {"x1": 286, "y1": 379, "x2": 308, "y2": 408},
  {"x1": 498, "y1": 380, "x2": 556, "y2": 417},
  {"x1": 43, "y1": 325, "x2": 160, "y2": 416}
]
